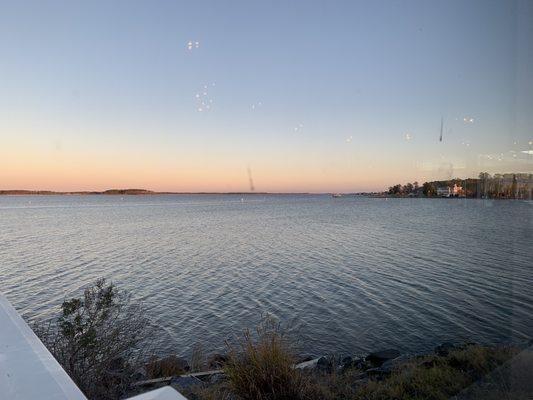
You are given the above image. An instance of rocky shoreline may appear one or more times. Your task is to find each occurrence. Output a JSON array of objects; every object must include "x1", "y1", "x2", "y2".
[{"x1": 134, "y1": 340, "x2": 526, "y2": 397}]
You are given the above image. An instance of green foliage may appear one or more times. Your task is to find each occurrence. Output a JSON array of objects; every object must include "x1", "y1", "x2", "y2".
[
  {"x1": 34, "y1": 278, "x2": 147, "y2": 400},
  {"x1": 350, "y1": 345, "x2": 517, "y2": 400},
  {"x1": 423, "y1": 182, "x2": 436, "y2": 197},
  {"x1": 388, "y1": 181, "x2": 420, "y2": 196}
]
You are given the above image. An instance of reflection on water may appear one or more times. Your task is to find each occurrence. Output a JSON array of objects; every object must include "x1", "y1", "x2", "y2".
[{"x1": 0, "y1": 195, "x2": 531, "y2": 356}]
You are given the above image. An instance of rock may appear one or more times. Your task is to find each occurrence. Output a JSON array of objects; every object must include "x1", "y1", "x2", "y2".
[
  {"x1": 296, "y1": 355, "x2": 315, "y2": 364},
  {"x1": 366, "y1": 349, "x2": 401, "y2": 366},
  {"x1": 365, "y1": 367, "x2": 390, "y2": 377},
  {"x1": 379, "y1": 354, "x2": 411, "y2": 372},
  {"x1": 207, "y1": 353, "x2": 229, "y2": 369},
  {"x1": 131, "y1": 369, "x2": 147, "y2": 382},
  {"x1": 340, "y1": 356, "x2": 367, "y2": 372},
  {"x1": 340, "y1": 356, "x2": 353, "y2": 372},
  {"x1": 434, "y1": 342, "x2": 457, "y2": 357},
  {"x1": 316, "y1": 356, "x2": 334, "y2": 372},
  {"x1": 294, "y1": 357, "x2": 321, "y2": 370},
  {"x1": 207, "y1": 372, "x2": 226, "y2": 385},
  {"x1": 353, "y1": 357, "x2": 367, "y2": 369},
  {"x1": 341, "y1": 356, "x2": 353, "y2": 367},
  {"x1": 170, "y1": 375, "x2": 203, "y2": 391}
]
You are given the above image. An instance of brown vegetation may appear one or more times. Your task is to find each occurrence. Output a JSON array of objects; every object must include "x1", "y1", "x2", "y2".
[
  {"x1": 223, "y1": 316, "x2": 313, "y2": 400},
  {"x1": 145, "y1": 355, "x2": 188, "y2": 379},
  {"x1": 187, "y1": 343, "x2": 519, "y2": 400}
]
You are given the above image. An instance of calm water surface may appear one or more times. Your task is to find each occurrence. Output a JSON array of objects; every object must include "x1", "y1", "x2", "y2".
[{"x1": 1, "y1": 195, "x2": 531, "y2": 357}]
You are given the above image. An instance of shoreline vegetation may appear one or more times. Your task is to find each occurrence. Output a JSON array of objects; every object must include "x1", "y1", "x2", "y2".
[
  {"x1": 384, "y1": 172, "x2": 532, "y2": 199},
  {"x1": 2, "y1": 172, "x2": 531, "y2": 199},
  {"x1": 31, "y1": 279, "x2": 529, "y2": 400}
]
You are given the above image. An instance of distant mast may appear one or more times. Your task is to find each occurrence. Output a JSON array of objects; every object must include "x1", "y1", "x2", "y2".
[{"x1": 439, "y1": 117, "x2": 443, "y2": 142}]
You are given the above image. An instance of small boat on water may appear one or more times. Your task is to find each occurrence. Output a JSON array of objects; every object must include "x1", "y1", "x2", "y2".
[{"x1": 331, "y1": 193, "x2": 343, "y2": 198}]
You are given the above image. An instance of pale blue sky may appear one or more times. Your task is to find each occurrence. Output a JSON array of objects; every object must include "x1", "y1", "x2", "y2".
[{"x1": 1, "y1": 0, "x2": 531, "y2": 191}]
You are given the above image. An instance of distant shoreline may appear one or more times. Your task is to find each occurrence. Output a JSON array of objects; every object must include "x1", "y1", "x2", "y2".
[{"x1": 0, "y1": 190, "x2": 312, "y2": 196}]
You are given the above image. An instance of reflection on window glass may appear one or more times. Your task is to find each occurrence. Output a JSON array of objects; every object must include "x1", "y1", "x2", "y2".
[{"x1": 0, "y1": 1, "x2": 531, "y2": 400}]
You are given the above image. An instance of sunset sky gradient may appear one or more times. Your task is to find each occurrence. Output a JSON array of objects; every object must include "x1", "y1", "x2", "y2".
[{"x1": 1, "y1": 0, "x2": 532, "y2": 192}]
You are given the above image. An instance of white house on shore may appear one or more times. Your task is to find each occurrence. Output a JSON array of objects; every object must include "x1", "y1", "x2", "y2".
[
  {"x1": 436, "y1": 186, "x2": 452, "y2": 197},
  {"x1": 437, "y1": 183, "x2": 463, "y2": 197},
  {"x1": 0, "y1": 293, "x2": 188, "y2": 400}
]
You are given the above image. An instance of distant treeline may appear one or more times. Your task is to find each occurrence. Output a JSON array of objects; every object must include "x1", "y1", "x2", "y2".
[
  {"x1": 387, "y1": 173, "x2": 532, "y2": 199},
  {"x1": 0, "y1": 189, "x2": 154, "y2": 195}
]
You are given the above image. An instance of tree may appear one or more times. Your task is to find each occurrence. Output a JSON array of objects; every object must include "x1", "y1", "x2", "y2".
[
  {"x1": 34, "y1": 279, "x2": 147, "y2": 400},
  {"x1": 403, "y1": 183, "x2": 414, "y2": 194},
  {"x1": 423, "y1": 182, "x2": 436, "y2": 197},
  {"x1": 388, "y1": 184, "x2": 402, "y2": 195}
]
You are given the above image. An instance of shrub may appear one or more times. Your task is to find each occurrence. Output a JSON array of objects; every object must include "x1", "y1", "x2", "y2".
[{"x1": 34, "y1": 278, "x2": 147, "y2": 400}]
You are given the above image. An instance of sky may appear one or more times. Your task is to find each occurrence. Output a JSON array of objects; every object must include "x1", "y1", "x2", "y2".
[{"x1": 1, "y1": 0, "x2": 532, "y2": 192}]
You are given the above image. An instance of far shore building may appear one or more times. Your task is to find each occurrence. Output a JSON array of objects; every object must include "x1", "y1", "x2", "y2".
[
  {"x1": 437, "y1": 186, "x2": 452, "y2": 197},
  {"x1": 437, "y1": 184, "x2": 463, "y2": 197}
]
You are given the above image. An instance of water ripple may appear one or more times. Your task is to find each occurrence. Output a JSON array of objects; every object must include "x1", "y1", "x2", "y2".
[{"x1": 0, "y1": 195, "x2": 531, "y2": 357}]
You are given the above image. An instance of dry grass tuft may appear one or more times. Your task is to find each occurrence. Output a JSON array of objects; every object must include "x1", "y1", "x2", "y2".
[
  {"x1": 191, "y1": 342, "x2": 206, "y2": 373},
  {"x1": 145, "y1": 355, "x2": 187, "y2": 378},
  {"x1": 224, "y1": 315, "x2": 312, "y2": 400}
]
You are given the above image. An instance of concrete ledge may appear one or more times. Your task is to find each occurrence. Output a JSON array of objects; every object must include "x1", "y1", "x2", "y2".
[
  {"x1": 0, "y1": 294, "x2": 87, "y2": 400},
  {"x1": 0, "y1": 293, "x2": 188, "y2": 400}
]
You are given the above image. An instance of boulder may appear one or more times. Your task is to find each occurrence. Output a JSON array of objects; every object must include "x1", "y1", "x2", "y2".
[
  {"x1": 316, "y1": 356, "x2": 334, "y2": 372},
  {"x1": 341, "y1": 356, "x2": 353, "y2": 366},
  {"x1": 294, "y1": 357, "x2": 321, "y2": 370},
  {"x1": 170, "y1": 375, "x2": 203, "y2": 391},
  {"x1": 366, "y1": 349, "x2": 401, "y2": 366},
  {"x1": 379, "y1": 354, "x2": 411, "y2": 372},
  {"x1": 340, "y1": 356, "x2": 366, "y2": 372},
  {"x1": 207, "y1": 372, "x2": 226, "y2": 385},
  {"x1": 340, "y1": 356, "x2": 353, "y2": 372},
  {"x1": 296, "y1": 355, "x2": 315, "y2": 364},
  {"x1": 365, "y1": 367, "x2": 390, "y2": 377}
]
